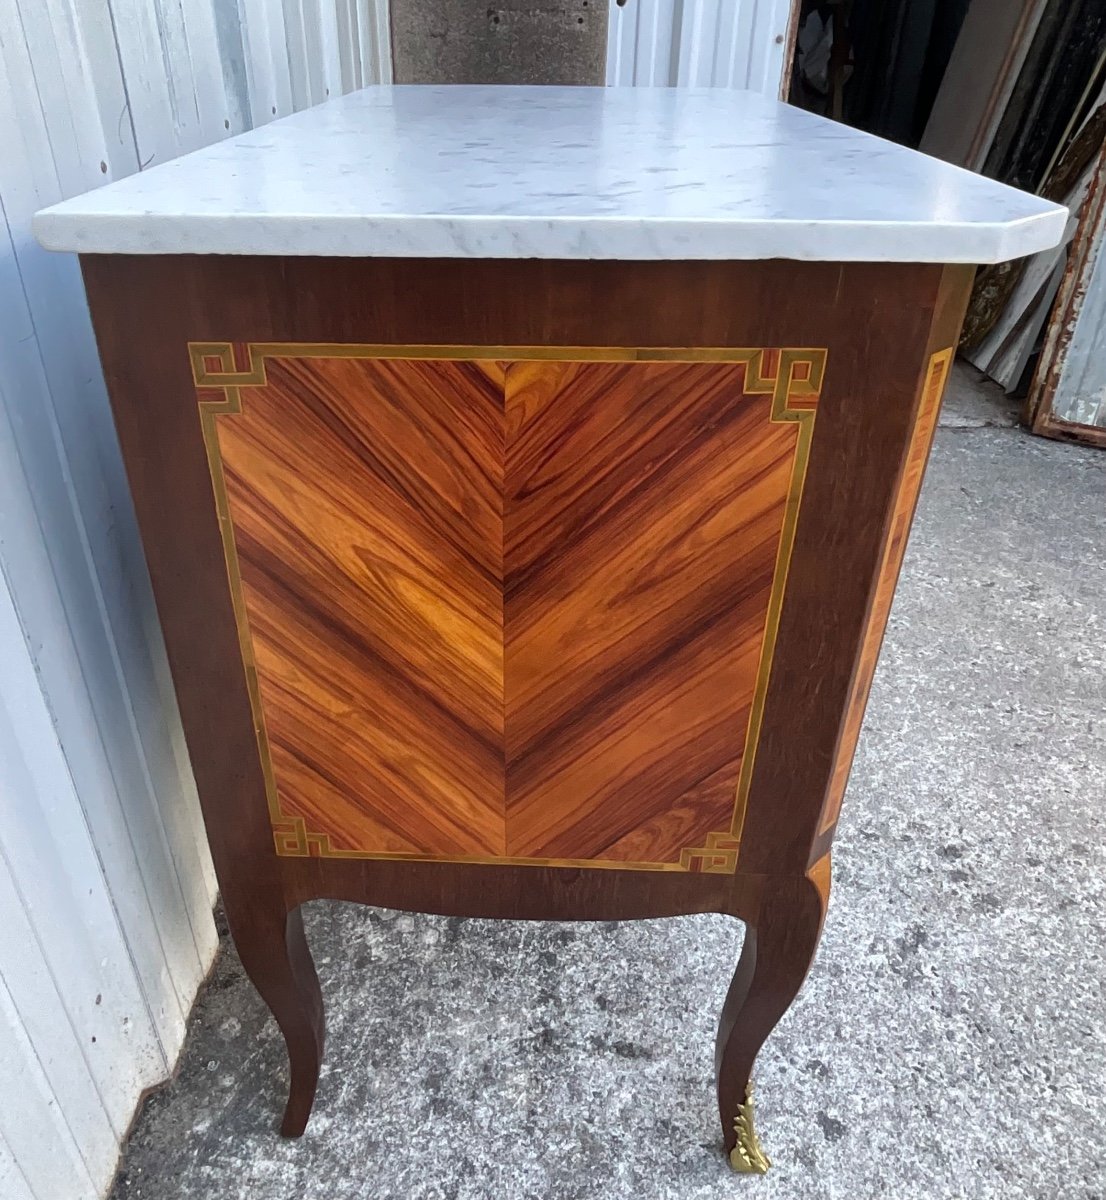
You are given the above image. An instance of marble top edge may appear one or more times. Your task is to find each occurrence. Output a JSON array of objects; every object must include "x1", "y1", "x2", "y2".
[{"x1": 33, "y1": 85, "x2": 1069, "y2": 264}]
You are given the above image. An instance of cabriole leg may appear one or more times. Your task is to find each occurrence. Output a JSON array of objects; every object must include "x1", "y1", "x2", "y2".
[
  {"x1": 235, "y1": 904, "x2": 325, "y2": 1136},
  {"x1": 716, "y1": 857, "x2": 831, "y2": 1172}
]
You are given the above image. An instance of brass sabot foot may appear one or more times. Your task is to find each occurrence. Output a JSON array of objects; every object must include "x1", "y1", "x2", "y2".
[{"x1": 728, "y1": 1082, "x2": 771, "y2": 1175}]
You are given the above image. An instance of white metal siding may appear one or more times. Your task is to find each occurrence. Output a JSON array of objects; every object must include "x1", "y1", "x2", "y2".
[
  {"x1": 0, "y1": 3, "x2": 388, "y2": 1197},
  {"x1": 606, "y1": 0, "x2": 794, "y2": 96}
]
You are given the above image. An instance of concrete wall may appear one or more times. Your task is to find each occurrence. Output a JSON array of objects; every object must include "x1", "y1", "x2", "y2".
[{"x1": 392, "y1": 0, "x2": 608, "y2": 84}]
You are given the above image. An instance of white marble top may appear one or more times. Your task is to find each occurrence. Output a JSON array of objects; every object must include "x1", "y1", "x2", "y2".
[{"x1": 34, "y1": 86, "x2": 1066, "y2": 263}]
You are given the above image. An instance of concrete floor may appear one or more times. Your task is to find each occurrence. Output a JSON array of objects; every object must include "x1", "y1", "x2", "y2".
[{"x1": 110, "y1": 365, "x2": 1106, "y2": 1200}]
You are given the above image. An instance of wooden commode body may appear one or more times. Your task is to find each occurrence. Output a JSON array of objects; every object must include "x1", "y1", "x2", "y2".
[{"x1": 35, "y1": 85, "x2": 1066, "y2": 1171}]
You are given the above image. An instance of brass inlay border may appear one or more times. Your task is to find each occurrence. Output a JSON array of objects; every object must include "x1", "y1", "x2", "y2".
[{"x1": 192, "y1": 342, "x2": 827, "y2": 871}]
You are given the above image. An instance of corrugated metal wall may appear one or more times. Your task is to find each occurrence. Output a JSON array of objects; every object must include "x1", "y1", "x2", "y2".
[
  {"x1": 606, "y1": 0, "x2": 795, "y2": 94},
  {"x1": 0, "y1": 3, "x2": 388, "y2": 1197}
]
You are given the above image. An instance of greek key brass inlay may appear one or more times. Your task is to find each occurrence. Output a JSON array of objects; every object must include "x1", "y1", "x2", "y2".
[{"x1": 193, "y1": 342, "x2": 826, "y2": 871}]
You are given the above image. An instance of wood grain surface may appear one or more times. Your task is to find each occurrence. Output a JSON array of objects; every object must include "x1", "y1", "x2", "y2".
[
  {"x1": 80, "y1": 254, "x2": 972, "y2": 898},
  {"x1": 82, "y1": 255, "x2": 974, "y2": 1147},
  {"x1": 194, "y1": 345, "x2": 822, "y2": 871},
  {"x1": 817, "y1": 346, "x2": 954, "y2": 838}
]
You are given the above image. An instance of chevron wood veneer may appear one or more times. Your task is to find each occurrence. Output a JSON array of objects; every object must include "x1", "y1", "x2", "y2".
[{"x1": 193, "y1": 343, "x2": 825, "y2": 872}]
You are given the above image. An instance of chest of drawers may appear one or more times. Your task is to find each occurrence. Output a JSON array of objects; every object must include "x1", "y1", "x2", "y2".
[{"x1": 36, "y1": 85, "x2": 1065, "y2": 1172}]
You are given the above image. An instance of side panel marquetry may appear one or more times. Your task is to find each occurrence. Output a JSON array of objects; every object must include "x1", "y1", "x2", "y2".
[
  {"x1": 192, "y1": 343, "x2": 826, "y2": 872},
  {"x1": 818, "y1": 347, "x2": 954, "y2": 837}
]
